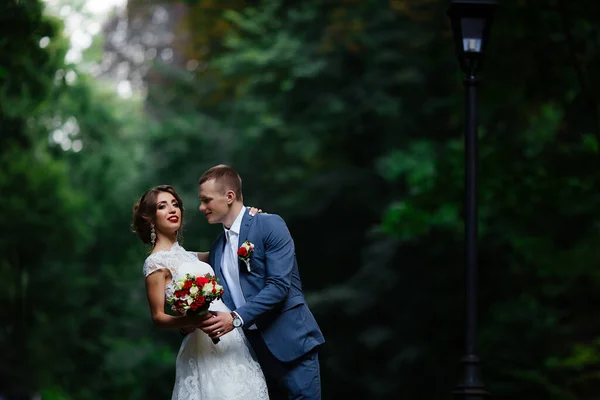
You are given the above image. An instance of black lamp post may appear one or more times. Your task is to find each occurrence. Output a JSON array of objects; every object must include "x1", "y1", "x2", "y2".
[{"x1": 447, "y1": 1, "x2": 498, "y2": 399}]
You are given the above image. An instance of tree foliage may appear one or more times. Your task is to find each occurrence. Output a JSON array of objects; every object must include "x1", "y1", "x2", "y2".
[{"x1": 2, "y1": 0, "x2": 600, "y2": 399}]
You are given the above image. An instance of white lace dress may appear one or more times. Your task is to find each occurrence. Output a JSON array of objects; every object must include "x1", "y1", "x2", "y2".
[{"x1": 143, "y1": 242, "x2": 269, "y2": 400}]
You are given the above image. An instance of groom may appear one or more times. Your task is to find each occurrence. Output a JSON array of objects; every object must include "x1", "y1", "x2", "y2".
[{"x1": 197, "y1": 164, "x2": 325, "y2": 399}]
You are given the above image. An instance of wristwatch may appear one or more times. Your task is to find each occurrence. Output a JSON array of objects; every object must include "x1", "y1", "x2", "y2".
[{"x1": 231, "y1": 312, "x2": 243, "y2": 328}]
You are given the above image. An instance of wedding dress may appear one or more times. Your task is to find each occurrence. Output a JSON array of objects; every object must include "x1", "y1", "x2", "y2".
[{"x1": 143, "y1": 242, "x2": 269, "y2": 400}]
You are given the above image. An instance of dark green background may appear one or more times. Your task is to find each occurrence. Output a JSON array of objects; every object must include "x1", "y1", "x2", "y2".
[{"x1": 2, "y1": 0, "x2": 600, "y2": 398}]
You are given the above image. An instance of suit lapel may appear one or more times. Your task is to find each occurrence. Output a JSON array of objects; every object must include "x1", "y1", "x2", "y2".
[
  {"x1": 237, "y1": 208, "x2": 253, "y2": 255},
  {"x1": 212, "y1": 232, "x2": 225, "y2": 276},
  {"x1": 212, "y1": 233, "x2": 233, "y2": 308},
  {"x1": 218, "y1": 208, "x2": 254, "y2": 309}
]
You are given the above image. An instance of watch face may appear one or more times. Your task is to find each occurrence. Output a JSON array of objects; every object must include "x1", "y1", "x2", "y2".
[{"x1": 233, "y1": 319, "x2": 242, "y2": 328}]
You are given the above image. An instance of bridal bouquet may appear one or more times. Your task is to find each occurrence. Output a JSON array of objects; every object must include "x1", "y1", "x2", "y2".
[{"x1": 167, "y1": 273, "x2": 225, "y2": 343}]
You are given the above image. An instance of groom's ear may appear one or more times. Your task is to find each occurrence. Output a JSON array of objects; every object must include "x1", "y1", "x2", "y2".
[{"x1": 225, "y1": 189, "x2": 236, "y2": 205}]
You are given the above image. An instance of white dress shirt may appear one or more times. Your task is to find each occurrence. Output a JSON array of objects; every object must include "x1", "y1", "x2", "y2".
[{"x1": 222, "y1": 206, "x2": 255, "y2": 328}]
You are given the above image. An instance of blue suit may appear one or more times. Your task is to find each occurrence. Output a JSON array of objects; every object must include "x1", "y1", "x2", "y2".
[{"x1": 209, "y1": 209, "x2": 325, "y2": 398}]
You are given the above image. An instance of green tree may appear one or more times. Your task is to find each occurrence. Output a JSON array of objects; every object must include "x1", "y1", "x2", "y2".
[{"x1": 138, "y1": 0, "x2": 600, "y2": 398}]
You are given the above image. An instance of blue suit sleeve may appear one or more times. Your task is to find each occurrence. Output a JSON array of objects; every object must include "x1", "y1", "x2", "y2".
[{"x1": 235, "y1": 215, "x2": 295, "y2": 326}]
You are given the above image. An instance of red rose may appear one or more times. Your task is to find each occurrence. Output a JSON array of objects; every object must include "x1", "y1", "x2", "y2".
[
  {"x1": 196, "y1": 276, "x2": 209, "y2": 286},
  {"x1": 175, "y1": 290, "x2": 185, "y2": 298},
  {"x1": 190, "y1": 302, "x2": 199, "y2": 310},
  {"x1": 183, "y1": 280, "x2": 193, "y2": 289},
  {"x1": 237, "y1": 247, "x2": 248, "y2": 257},
  {"x1": 196, "y1": 296, "x2": 205, "y2": 306}
]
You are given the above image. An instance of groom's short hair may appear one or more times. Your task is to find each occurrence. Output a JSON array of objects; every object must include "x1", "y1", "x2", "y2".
[{"x1": 199, "y1": 164, "x2": 243, "y2": 201}]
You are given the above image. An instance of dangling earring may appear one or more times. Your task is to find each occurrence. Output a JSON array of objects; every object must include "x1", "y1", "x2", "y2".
[{"x1": 150, "y1": 224, "x2": 157, "y2": 247}]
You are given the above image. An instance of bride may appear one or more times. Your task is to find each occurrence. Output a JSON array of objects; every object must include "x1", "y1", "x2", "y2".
[{"x1": 132, "y1": 184, "x2": 269, "y2": 400}]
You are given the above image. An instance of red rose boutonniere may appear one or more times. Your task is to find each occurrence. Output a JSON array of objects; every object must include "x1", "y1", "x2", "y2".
[{"x1": 237, "y1": 240, "x2": 254, "y2": 272}]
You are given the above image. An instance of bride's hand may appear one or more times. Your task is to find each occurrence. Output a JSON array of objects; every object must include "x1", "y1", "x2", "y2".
[
  {"x1": 178, "y1": 310, "x2": 209, "y2": 335},
  {"x1": 186, "y1": 312, "x2": 213, "y2": 328},
  {"x1": 194, "y1": 312, "x2": 214, "y2": 323},
  {"x1": 248, "y1": 206, "x2": 264, "y2": 216},
  {"x1": 179, "y1": 326, "x2": 196, "y2": 335},
  {"x1": 196, "y1": 311, "x2": 234, "y2": 339}
]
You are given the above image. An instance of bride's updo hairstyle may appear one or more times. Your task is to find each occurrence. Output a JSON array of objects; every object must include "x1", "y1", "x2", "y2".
[{"x1": 132, "y1": 185, "x2": 185, "y2": 244}]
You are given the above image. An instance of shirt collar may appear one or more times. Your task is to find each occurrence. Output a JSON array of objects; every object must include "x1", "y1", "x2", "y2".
[{"x1": 224, "y1": 206, "x2": 246, "y2": 236}]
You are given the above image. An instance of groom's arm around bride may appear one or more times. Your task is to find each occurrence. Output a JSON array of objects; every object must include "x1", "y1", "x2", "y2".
[{"x1": 197, "y1": 164, "x2": 325, "y2": 400}]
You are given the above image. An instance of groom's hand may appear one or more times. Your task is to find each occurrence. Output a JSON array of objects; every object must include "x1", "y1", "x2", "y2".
[
  {"x1": 196, "y1": 311, "x2": 234, "y2": 339},
  {"x1": 248, "y1": 206, "x2": 264, "y2": 216}
]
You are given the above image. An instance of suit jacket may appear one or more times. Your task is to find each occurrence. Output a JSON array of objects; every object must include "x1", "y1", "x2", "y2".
[{"x1": 209, "y1": 209, "x2": 325, "y2": 362}]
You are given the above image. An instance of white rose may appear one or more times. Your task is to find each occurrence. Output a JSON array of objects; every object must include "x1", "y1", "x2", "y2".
[
  {"x1": 186, "y1": 297, "x2": 193, "y2": 305},
  {"x1": 214, "y1": 284, "x2": 223, "y2": 293},
  {"x1": 202, "y1": 282, "x2": 214, "y2": 295},
  {"x1": 189, "y1": 286, "x2": 199, "y2": 295}
]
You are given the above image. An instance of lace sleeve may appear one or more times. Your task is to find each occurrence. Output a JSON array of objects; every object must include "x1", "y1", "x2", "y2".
[{"x1": 143, "y1": 256, "x2": 169, "y2": 278}]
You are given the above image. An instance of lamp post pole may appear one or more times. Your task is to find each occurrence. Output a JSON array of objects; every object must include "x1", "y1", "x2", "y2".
[
  {"x1": 454, "y1": 64, "x2": 486, "y2": 400},
  {"x1": 447, "y1": 1, "x2": 498, "y2": 399}
]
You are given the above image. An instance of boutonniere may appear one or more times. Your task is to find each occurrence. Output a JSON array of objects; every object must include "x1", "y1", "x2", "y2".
[{"x1": 237, "y1": 241, "x2": 254, "y2": 272}]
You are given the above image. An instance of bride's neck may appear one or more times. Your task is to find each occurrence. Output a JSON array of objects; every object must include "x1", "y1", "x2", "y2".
[{"x1": 153, "y1": 233, "x2": 177, "y2": 252}]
